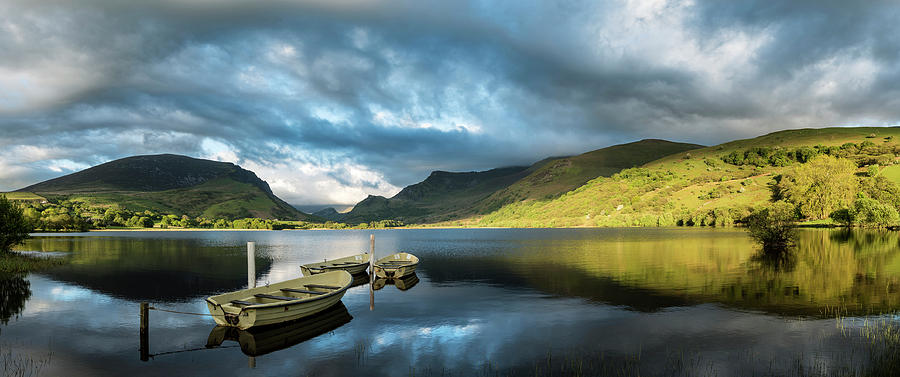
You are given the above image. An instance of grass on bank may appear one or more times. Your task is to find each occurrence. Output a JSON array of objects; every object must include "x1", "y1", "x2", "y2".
[{"x1": 0, "y1": 253, "x2": 68, "y2": 274}]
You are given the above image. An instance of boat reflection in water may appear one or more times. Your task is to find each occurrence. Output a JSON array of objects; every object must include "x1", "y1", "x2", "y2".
[
  {"x1": 205, "y1": 302, "x2": 352, "y2": 357},
  {"x1": 350, "y1": 272, "x2": 370, "y2": 288},
  {"x1": 372, "y1": 273, "x2": 419, "y2": 291}
]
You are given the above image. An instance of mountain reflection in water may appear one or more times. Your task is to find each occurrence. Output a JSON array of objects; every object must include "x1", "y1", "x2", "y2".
[{"x1": 4, "y1": 228, "x2": 899, "y2": 376}]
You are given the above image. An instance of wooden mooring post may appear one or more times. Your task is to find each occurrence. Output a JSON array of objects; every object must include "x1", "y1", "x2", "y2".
[
  {"x1": 369, "y1": 234, "x2": 375, "y2": 311},
  {"x1": 139, "y1": 302, "x2": 149, "y2": 361},
  {"x1": 247, "y1": 242, "x2": 256, "y2": 289}
]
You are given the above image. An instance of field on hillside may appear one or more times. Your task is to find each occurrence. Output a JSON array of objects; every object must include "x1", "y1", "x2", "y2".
[
  {"x1": 1, "y1": 192, "x2": 47, "y2": 201},
  {"x1": 469, "y1": 127, "x2": 900, "y2": 228}
]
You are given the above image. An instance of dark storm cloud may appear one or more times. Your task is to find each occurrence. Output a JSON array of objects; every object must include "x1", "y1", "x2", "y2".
[{"x1": 1, "y1": 0, "x2": 899, "y2": 203}]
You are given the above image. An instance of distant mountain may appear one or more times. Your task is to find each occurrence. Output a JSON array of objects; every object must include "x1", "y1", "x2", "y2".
[
  {"x1": 312, "y1": 207, "x2": 344, "y2": 221},
  {"x1": 18, "y1": 154, "x2": 313, "y2": 220},
  {"x1": 341, "y1": 166, "x2": 531, "y2": 223},
  {"x1": 342, "y1": 139, "x2": 703, "y2": 224}
]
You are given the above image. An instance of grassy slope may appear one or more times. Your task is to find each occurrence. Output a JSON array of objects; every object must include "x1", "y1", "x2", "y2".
[
  {"x1": 17, "y1": 154, "x2": 313, "y2": 221},
  {"x1": 1, "y1": 192, "x2": 47, "y2": 201},
  {"x1": 472, "y1": 127, "x2": 900, "y2": 227},
  {"x1": 62, "y1": 178, "x2": 311, "y2": 220},
  {"x1": 475, "y1": 139, "x2": 704, "y2": 214},
  {"x1": 344, "y1": 139, "x2": 703, "y2": 224}
]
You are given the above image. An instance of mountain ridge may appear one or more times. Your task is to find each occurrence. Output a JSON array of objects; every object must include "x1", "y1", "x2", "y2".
[
  {"x1": 17, "y1": 154, "x2": 314, "y2": 221},
  {"x1": 341, "y1": 139, "x2": 703, "y2": 223}
]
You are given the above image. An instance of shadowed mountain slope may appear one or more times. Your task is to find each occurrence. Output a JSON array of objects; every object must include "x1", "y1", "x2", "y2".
[
  {"x1": 18, "y1": 154, "x2": 313, "y2": 220},
  {"x1": 343, "y1": 139, "x2": 703, "y2": 224}
]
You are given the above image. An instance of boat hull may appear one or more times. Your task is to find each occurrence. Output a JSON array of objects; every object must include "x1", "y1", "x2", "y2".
[
  {"x1": 206, "y1": 303, "x2": 353, "y2": 356},
  {"x1": 301, "y1": 253, "x2": 370, "y2": 276},
  {"x1": 373, "y1": 252, "x2": 419, "y2": 278},
  {"x1": 206, "y1": 271, "x2": 352, "y2": 330}
]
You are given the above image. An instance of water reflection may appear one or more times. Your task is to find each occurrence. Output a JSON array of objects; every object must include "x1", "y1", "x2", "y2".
[
  {"x1": 4, "y1": 229, "x2": 900, "y2": 376},
  {"x1": 350, "y1": 272, "x2": 369, "y2": 288},
  {"x1": 421, "y1": 229, "x2": 900, "y2": 316},
  {"x1": 749, "y1": 248, "x2": 797, "y2": 272},
  {"x1": 205, "y1": 302, "x2": 352, "y2": 357},
  {"x1": 373, "y1": 273, "x2": 419, "y2": 291},
  {"x1": 0, "y1": 274, "x2": 31, "y2": 334},
  {"x1": 18, "y1": 235, "x2": 272, "y2": 301}
]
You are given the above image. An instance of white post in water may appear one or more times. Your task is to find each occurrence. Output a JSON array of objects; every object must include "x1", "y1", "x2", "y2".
[
  {"x1": 369, "y1": 234, "x2": 375, "y2": 311},
  {"x1": 247, "y1": 242, "x2": 256, "y2": 289}
]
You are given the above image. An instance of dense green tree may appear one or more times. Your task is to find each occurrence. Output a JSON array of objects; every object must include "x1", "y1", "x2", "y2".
[
  {"x1": 777, "y1": 155, "x2": 858, "y2": 219},
  {"x1": 859, "y1": 175, "x2": 900, "y2": 209},
  {"x1": 125, "y1": 215, "x2": 141, "y2": 228},
  {"x1": 830, "y1": 208, "x2": 854, "y2": 226},
  {"x1": 852, "y1": 196, "x2": 899, "y2": 228},
  {"x1": 139, "y1": 217, "x2": 154, "y2": 228},
  {"x1": 746, "y1": 201, "x2": 797, "y2": 252},
  {"x1": 0, "y1": 196, "x2": 33, "y2": 254}
]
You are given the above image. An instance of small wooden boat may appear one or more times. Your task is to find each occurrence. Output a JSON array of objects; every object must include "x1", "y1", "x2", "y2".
[
  {"x1": 205, "y1": 270, "x2": 352, "y2": 330},
  {"x1": 373, "y1": 252, "x2": 419, "y2": 278},
  {"x1": 301, "y1": 253, "x2": 370, "y2": 276},
  {"x1": 205, "y1": 302, "x2": 352, "y2": 356}
]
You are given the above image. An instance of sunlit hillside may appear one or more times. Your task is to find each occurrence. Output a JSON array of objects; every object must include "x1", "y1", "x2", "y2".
[{"x1": 472, "y1": 127, "x2": 900, "y2": 227}]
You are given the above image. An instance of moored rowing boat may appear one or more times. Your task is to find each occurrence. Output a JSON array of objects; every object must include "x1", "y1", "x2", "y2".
[
  {"x1": 205, "y1": 270, "x2": 352, "y2": 330},
  {"x1": 300, "y1": 253, "x2": 370, "y2": 275},
  {"x1": 373, "y1": 252, "x2": 419, "y2": 278}
]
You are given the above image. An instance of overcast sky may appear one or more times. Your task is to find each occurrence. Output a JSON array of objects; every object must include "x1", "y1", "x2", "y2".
[{"x1": 1, "y1": 0, "x2": 899, "y2": 205}]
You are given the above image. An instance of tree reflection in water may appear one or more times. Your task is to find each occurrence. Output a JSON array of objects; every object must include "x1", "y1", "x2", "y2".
[{"x1": 0, "y1": 274, "x2": 31, "y2": 335}]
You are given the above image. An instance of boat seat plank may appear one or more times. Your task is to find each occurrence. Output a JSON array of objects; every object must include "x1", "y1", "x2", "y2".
[
  {"x1": 253, "y1": 293, "x2": 300, "y2": 301},
  {"x1": 280, "y1": 288, "x2": 326, "y2": 295},
  {"x1": 254, "y1": 294, "x2": 298, "y2": 301},
  {"x1": 230, "y1": 300, "x2": 256, "y2": 306},
  {"x1": 305, "y1": 284, "x2": 341, "y2": 290}
]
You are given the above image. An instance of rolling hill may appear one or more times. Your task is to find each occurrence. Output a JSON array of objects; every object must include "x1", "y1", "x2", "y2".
[
  {"x1": 341, "y1": 139, "x2": 703, "y2": 224},
  {"x1": 474, "y1": 139, "x2": 704, "y2": 214},
  {"x1": 474, "y1": 127, "x2": 900, "y2": 227},
  {"x1": 17, "y1": 154, "x2": 314, "y2": 220}
]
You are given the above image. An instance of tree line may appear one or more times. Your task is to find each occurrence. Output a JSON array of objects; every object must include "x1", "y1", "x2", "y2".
[{"x1": 11, "y1": 199, "x2": 404, "y2": 232}]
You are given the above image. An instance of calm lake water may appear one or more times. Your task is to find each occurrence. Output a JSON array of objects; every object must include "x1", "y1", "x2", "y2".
[{"x1": 3, "y1": 228, "x2": 900, "y2": 376}]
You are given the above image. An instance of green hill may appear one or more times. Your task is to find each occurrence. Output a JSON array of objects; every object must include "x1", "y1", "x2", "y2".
[
  {"x1": 343, "y1": 139, "x2": 702, "y2": 224},
  {"x1": 17, "y1": 154, "x2": 313, "y2": 220},
  {"x1": 475, "y1": 139, "x2": 704, "y2": 214},
  {"x1": 341, "y1": 166, "x2": 531, "y2": 223},
  {"x1": 474, "y1": 127, "x2": 900, "y2": 227}
]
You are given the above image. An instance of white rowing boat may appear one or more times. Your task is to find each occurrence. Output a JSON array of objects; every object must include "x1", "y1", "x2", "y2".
[
  {"x1": 300, "y1": 253, "x2": 370, "y2": 276},
  {"x1": 205, "y1": 270, "x2": 352, "y2": 329},
  {"x1": 373, "y1": 252, "x2": 419, "y2": 278}
]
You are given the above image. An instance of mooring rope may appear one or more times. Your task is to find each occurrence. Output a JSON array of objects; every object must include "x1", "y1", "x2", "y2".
[
  {"x1": 149, "y1": 306, "x2": 224, "y2": 317},
  {"x1": 151, "y1": 344, "x2": 240, "y2": 358}
]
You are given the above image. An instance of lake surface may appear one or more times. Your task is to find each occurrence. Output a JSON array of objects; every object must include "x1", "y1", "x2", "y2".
[{"x1": 3, "y1": 228, "x2": 900, "y2": 376}]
